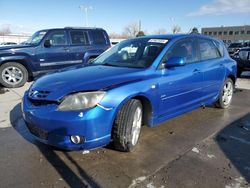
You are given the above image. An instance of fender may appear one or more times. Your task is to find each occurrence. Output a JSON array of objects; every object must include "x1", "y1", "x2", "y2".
[
  {"x1": 99, "y1": 77, "x2": 159, "y2": 127},
  {"x1": 0, "y1": 55, "x2": 35, "y2": 76}
]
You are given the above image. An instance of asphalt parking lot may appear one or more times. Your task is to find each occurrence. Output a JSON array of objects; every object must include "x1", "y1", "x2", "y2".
[{"x1": 0, "y1": 73, "x2": 250, "y2": 188}]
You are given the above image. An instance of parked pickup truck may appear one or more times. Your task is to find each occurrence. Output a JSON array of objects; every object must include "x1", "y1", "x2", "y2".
[{"x1": 0, "y1": 27, "x2": 111, "y2": 88}]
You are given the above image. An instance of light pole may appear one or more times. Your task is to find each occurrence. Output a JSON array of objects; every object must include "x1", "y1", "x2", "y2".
[{"x1": 79, "y1": 5, "x2": 93, "y2": 27}]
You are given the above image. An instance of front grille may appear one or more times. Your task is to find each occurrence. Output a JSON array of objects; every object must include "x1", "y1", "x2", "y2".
[
  {"x1": 26, "y1": 123, "x2": 48, "y2": 140},
  {"x1": 29, "y1": 99, "x2": 58, "y2": 106}
]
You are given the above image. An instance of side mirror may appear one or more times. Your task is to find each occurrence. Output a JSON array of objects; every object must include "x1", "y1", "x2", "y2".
[
  {"x1": 163, "y1": 57, "x2": 186, "y2": 68},
  {"x1": 44, "y1": 40, "x2": 51, "y2": 48}
]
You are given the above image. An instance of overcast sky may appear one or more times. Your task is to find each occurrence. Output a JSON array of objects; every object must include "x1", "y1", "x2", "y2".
[{"x1": 0, "y1": 0, "x2": 249, "y2": 34}]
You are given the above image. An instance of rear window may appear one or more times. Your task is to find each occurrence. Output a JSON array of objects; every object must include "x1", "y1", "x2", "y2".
[
  {"x1": 92, "y1": 30, "x2": 107, "y2": 45},
  {"x1": 70, "y1": 31, "x2": 89, "y2": 45}
]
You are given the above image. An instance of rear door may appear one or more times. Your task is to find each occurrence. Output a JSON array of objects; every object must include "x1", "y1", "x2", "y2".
[
  {"x1": 37, "y1": 30, "x2": 72, "y2": 70},
  {"x1": 197, "y1": 38, "x2": 225, "y2": 101},
  {"x1": 68, "y1": 29, "x2": 91, "y2": 64}
]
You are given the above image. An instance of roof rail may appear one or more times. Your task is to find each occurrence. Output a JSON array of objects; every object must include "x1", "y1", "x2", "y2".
[{"x1": 64, "y1": 26, "x2": 103, "y2": 30}]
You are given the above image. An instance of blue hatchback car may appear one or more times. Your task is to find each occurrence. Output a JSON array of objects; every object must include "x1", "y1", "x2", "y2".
[{"x1": 22, "y1": 34, "x2": 237, "y2": 152}]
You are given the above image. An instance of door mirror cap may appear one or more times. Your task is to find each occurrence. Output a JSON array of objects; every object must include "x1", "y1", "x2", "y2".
[
  {"x1": 44, "y1": 40, "x2": 52, "y2": 48},
  {"x1": 163, "y1": 57, "x2": 186, "y2": 68}
]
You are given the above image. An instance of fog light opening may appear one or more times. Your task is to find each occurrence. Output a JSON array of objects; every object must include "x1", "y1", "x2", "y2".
[{"x1": 70, "y1": 135, "x2": 84, "y2": 144}]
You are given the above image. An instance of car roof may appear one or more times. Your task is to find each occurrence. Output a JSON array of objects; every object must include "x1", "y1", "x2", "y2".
[
  {"x1": 134, "y1": 33, "x2": 219, "y2": 41},
  {"x1": 37, "y1": 27, "x2": 105, "y2": 32}
]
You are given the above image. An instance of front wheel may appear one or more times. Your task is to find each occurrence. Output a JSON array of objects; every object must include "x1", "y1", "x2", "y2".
[
  {"x1": 216, "y1": 78, "x2": 234, "y2": 109},
  {"x1": 0, "y1": 62, "x2": 28, "y2": 88},
  {"x1": 112, "y1": 99, "x2": 143, "y2": 152}
]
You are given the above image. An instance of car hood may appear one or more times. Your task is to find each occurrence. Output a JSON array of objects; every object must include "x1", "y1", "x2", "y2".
[
  {"x1": 29, "y1": 65, "x2": 145, "y2": 101},
  {"x1": 0, "y1": 44, "x2": 33, "y2": 51}
]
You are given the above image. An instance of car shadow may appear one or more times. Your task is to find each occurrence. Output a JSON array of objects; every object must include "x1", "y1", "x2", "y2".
[
  {"x1": 10, "y1": 102, "x2": 101, "y2": 188},
  {"x1": 216, "y1": 113, "x2": 250, "y2": 182}
]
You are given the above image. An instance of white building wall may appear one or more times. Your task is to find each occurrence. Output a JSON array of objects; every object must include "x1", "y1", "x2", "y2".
[{"x1": 0, "y1": 35, "x2": 30, "y2": 44}]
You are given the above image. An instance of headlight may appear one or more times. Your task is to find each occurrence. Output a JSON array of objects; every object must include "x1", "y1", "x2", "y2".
[{"x1": 57, "y1": 91, "x2": 105, "y2": 111}]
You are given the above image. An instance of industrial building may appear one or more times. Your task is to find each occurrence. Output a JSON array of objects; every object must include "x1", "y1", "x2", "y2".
[{"x1": 201, "y1": 25, "x2": 250, "y2": 43}]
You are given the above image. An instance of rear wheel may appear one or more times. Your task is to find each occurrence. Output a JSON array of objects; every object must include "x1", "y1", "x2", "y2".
[
  {"x1": 216, "y1": 78, "x2": 234, "y2": 109},
  {"x1": 112, "y1": 99, "x2": 143, "y2": 152},
  {"x1": 0, "y1": 62, "x2": 28, "y2": 88}
]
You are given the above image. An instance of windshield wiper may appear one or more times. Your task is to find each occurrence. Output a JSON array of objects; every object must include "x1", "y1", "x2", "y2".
[{"x1": 100, "y1": 63, "x2": 121, "y2": 67}]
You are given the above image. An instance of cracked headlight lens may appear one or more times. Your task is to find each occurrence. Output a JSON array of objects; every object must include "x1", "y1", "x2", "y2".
[{"x1": 58, "y1": 91, "x2": 105, "y2": 111}]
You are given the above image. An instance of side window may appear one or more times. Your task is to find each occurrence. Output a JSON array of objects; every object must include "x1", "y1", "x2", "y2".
[
  {"x1": 92, "y1": 30, "x2": 107, "y2": 45},
  {"x1": 198, "y1": 39, "x2": 220, "y2": 61},
  {"x1": 163, "y1": 39, "x2": 198, "y2": 64},
  {"x1": 70, "y1": 31, "x2": 89, "y2": 45},
  {"x1": 47, "y1": 31, "x2": 67, "y2": 46}
]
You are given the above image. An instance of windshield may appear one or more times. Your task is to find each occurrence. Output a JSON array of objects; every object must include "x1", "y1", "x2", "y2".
[
  {"x1": 25, "y1": 30, "x2": 47, "y2": 45},
  {"x1": 93, "y1": 38, "x2": 168, "y2": 68}
]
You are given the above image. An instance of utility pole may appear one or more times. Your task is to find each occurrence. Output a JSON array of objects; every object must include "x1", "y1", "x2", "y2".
[{"x1": 79, "y1": 5, "x2": 93, "y2": 27}]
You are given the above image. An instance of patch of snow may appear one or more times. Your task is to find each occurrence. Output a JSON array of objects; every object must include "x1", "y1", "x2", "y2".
[
  {"x1": 192, "y1": 147, "x2": 200, "y2": 153},
  {"x1": 82, "y1": 150, "x2": 90, "y2": 155},
  {"x1": 207, "y1": 154, "x2": 216, "y2": 159},
  {"x1": 225, "y1": 176, "x2": 246, "y2": 188},
  {"x1": 129, "y1": 176, "x2": 147, "y2": 187},
  {"x1": 146, "y1": 182, "x2": 156, "y2": 188}
]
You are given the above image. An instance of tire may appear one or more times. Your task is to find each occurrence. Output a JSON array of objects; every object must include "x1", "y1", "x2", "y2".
[
  {"x1": 112, "y1": 99, "x2": 143, "y2": 152},
  {"x1": 237, "y1": 68, "x2": 243, "y2": 78},
  {"x1": 0, "y1": 62, "x2": 28, "y2": 88},
  {"x1": 216, "y1": 78, "x2": 234, "y2": 109}
]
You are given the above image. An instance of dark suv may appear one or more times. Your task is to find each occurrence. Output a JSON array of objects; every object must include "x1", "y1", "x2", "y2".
[
  {"x1": 0, "y1": 27, "x2": 110, "y2": 88},
  {"x1": 227, "y1": 42, "x2": 249, "y2": 57},
  {"x1": 234, "y1": 47, "x2": 250, "y2": 77}
]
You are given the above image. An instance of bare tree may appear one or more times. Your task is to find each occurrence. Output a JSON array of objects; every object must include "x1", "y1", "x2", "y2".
[
  {"x1": 0, "y1": 26, "x2": 11, "y2": 36},
  {"x1": 109, "y1": 32, "x2": 128, "y2": 39},
  {"x1": 123, "y1": 22, "x2": 139, "y2": 38},
  {"x1": 154, "y1": 28, "x2": 167, "y2": 35},
  {"x1": 172, "y1": 25, "x2": 181, "y2": 34}
]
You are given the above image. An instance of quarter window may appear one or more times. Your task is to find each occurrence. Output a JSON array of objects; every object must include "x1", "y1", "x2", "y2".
[
  {"x1": 214, "y1": 41, "x2": 224, "y2": 57},
  {"x1": 92, "y1": 30, "x2": 107, "y2": 45},
  {"x1": 47, "y1": 31, "x2": 67, "y2": 46},
  {"x1": 70, "y1": 31, "x2": 89, "y2": 45},
  {"x1": 198, "y1": 39, "x2": 220, "y2": 61}
]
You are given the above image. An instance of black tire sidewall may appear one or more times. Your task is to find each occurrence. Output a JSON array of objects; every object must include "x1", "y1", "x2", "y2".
[
  {"x1": 127, "y1": 102, "x2": 143, "y2": 150},
  {"x1": 113, "y1": 99, "x2": 143, "y2": 152},
  {"x1": 0, "y1": 62, "x2": 28, "y2": 88}
]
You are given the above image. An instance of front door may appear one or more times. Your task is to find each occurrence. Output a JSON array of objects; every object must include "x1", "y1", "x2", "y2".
[
  {"x1": 37, "y1": 30, "x2": 72, "y2": 71},
  {"x1": 158, "y1": 38, "x2": 204, "y2": 119}
]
